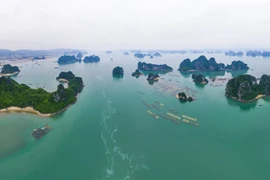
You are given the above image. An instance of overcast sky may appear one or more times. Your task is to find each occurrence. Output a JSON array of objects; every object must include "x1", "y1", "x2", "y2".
[{"x1": 0, "y1": 0, "x2": 269, "y2": 50}]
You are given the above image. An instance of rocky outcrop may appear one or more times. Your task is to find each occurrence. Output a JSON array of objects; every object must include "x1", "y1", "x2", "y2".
[
  {"x1": 83, "y1": 55, "x2": 100, "y2": 63},
  {"x1": 178, "y1": 56, "x2": 225, "y2": 72},
  {"x1": 138, "y1": 62, "x2": 173, "y2": 72},
  {"x1": 132, "y1": 69, "x2": 142, "y2": 78},
  {"x1": 225, "y1": 61, "x2": 249, "y2": 71},
  {"x1": 113, "y1": 66, "x2": 124, "y2": 78},
  {"x1": 177, "y1": 92, "x2": 194, "y2": 102},
  {"x1": 58, "y1": 55, "x2": 80, "y2": 64},
  {"x1": 192, "y1": 74, "x2": 208, "y2": 84},
  {"x1": 1, "y1": 64, "x2": 20, "y2": 74}
]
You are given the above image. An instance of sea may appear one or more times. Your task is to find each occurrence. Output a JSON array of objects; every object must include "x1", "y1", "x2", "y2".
[{"x1": 0, "y1": 52, "x2": 270, "y2": 180}]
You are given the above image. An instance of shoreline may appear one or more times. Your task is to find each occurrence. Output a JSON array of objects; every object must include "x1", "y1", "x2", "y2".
[
  {"x1": 227, "y1": 94, "x2": 267, "y2": 103},
  {"x1": 0, "y1": 99, "x2": 77, "y2": 117},
  {"x1": 57, "y1": 78, "x2": 69, "y2": 83},
  {"x1": 0, "y1": 71, "x2": 19, "y2": 77}
]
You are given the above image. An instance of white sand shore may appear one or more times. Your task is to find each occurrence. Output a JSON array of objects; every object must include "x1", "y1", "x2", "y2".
[
  {"x1": 57, "y1": 78, "x2": 69, "y2": 83},
  {"x1": 0, "y1": 71, "x2": 19, "y2": 77},
  {"x1": 0, "y1": 107, "x2": 51, "y2": 117}
]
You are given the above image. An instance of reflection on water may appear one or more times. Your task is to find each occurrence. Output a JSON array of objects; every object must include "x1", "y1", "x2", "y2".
[{"x1": 226, "y1": 97, "x2": 257, "y2": 111}]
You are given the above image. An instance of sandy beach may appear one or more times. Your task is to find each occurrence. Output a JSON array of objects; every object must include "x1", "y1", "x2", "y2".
[
  {"x1": 0, "y1": 71, "x2": 19, "y2": 77},
  {"x1": 0, "y1": 107, "x2": 52, "y2": 117},
  {"x1": 57, "y1": 78, "x2": 69, "y2": 83}
]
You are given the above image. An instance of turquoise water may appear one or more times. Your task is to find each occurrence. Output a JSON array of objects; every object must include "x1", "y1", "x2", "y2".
[{"x1": 1, "y1": 53, "x2": 270, "y2": 180}]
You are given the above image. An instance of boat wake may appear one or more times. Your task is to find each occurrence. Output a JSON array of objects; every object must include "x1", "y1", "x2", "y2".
[{"x1": 100, "y1": 83, "x2": 147, "y2": 180}]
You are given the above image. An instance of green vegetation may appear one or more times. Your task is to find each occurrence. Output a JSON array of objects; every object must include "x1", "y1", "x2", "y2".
[
  {"x1": 1, "y1": 64, "x2": 20, "y2": 74},
  {"x1": 0, "y1": 71, "x2": 84, "y2": 114},
  {"x1": 225, "y1": 74, "x2": 270, "y2": 102},
  {"x1": 56, "y1": 71, "x2": 84, "y2": 94}
]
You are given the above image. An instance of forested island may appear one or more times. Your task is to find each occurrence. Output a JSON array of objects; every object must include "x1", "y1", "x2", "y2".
[
  {"x1": 58, "y1": 55, "x2": 81, "y2": 64},
  {"x1": 225, "y1": 74, "x2": 270, "y2": 102},
  {"x1": 83, "y1": 55, "x2": 100, "y2": 63},
  {"x1": 0, "y1": 64, "x2": 20, "y2": 76},
  {"x1": 138, "y1": 62, "x2": 173, "y2": 72},
  {"x1": 192, "y1": 74, "x2": 208, "y2": 85},
  {"x1": 178, "y1": 56, "x2": 249, "y2": 72},
  {"x1": 0, "y1": 71, "x2": 84, "y2": 116},
  {"x1": 113, "y1": 66, "x2": 124, "y2": 78}
]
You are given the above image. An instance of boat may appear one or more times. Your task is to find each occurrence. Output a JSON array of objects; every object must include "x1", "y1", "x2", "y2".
[
  {"x1": 155, "y1": 101, "x2": 164, "y2": 107},
  {"x1": 32, "y1": 124, "x2": 51, "y2": 140},
  {"x1": 141, "y1": 100, "x2": 151, "y2": 109}
]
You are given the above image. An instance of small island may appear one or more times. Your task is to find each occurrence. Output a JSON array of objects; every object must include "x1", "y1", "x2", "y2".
[
  {"x1": 58, "y1": 55, "x2": 81, "y2": 64},
  {"x1": 33, "y1": 56, "x2": 45, "y2": 60},
  {"x1": 0, "y1": 71, "x2": 84, "y2": 116},
  {"x1": 138, "y1": 62, "x2": 173, "y2": 72},
  {"x1": 192, "y1": 74, "x2": 208, "y2": 85},
  {"x1": 123, "y1": 52, "x2": 129, "y2": 55},
  {"x1": 147, "y1": 73, "x2": 160, "y2": 85},
  {"x1": 225, "y1": 74, "x2": 270, "y2": 102},
  {"x1": 112, "y1": 66, "x2": 124, "y2": 78},
  {"x1": 83, "y1": 55, "x2": 100, "y2": 63},
  {"x1": 225, "y1": 51, "x2": 244, "y2": 56},
  {"x1": 153, "y1": 52, "x2": 162, "y2": 57},
  {"x1": 225, "y1": 60, "x2": 249, "y2": 71},
  {"x1": 178, "y1": 55, "x2": 249, "y2": 72},
  {"x1": 134, "y1": 53, "x2": 145, "y2": 58},
  {"x1": 132, "y1": 69, "x2": 142, "y2": 78},
  {"x1": 0, "y1": 64, "x2": 20, "y2": 76},
  {"x1": 176, "y1": 92, "x2": 194, "y2": 102}
]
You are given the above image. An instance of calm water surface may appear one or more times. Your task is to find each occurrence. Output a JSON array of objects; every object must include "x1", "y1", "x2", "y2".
[{"x1": 0, "y1": 52, "x2": 270, "y2": 180}]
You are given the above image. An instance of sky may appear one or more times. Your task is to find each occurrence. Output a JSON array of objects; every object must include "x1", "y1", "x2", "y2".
[{"x1": 0, "y1": 0, "x2": 269, "y2": 50}]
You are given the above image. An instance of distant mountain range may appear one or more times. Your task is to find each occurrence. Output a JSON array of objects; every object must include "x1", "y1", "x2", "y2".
[{"x1": 0, "y1": 49, "x2": 87, "y2": 60}]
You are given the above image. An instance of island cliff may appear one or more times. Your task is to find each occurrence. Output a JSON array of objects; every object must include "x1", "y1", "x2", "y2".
[
  {"x1": 192, "y1": 74, "x2": 208, "y2": 84},
  {"x1": 113, "y1": 66, "x2": 124, "y2": 78},
  {"x1": 0, "y1": 71, "x2": 84, "y2": 116},
  {"x1": 177, "y1": 92, "x2": 194, "y2": 102},
  {"x1": 178, "y1": 56, "x2": 249, "y2": 72},
  {"x1": 83, "y1": 55, "x2": 100, "y2": 63},
  {"x1": 0, "y1": 64, "x2": 20, "y2": 76},
  {"x1": 58, "y1": 55, "x2": 80, "y2": 64},
  {"x1": 225, "y1": 74, "x2": 270, "y2": 102},
  {"x1": 132, "y1": 69, "x2": 142, "y2": 78},
  {"x1": 138, "y1": 62, "x2": 173, "y2": 72}
]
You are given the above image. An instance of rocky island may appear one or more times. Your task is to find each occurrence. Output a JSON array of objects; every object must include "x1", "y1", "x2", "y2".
[
  {"x1": 177, "y1": 92, "x2": 194, "y2": 102},
  {"x1": 83, "y1": 55, "x2": 100, "y2": 63},
  {"x1": 132, "y1": 69, "x2": 142, "y2": 78},
  {"x1": 0, "y1": 64, "x2": 20, "y2": 76},
  {"x1": 225, "y1": 74, "x2": 270, "y2": 102},
  {"x1": 33, "y1": 56, "x2": 45, "y2": 60},
  {"x1": 0, "y1": 71, "x2": 84, "y2": 116},
  {"x1": 179, "y1": 56, "x2": 249, "y2": 72},
  {"x1": 178, "y1": 56, "x2": 225, "y2": 72},
  {"x1": 147, "y1": 73, "x2": 160, "y2": 85},
  {"x1": 225, "y1": 60, "x2": 249, "y2": 71},
  {"x1": 76, "y1": 52, "x2": 83, "y2": 60},
  {"x1": 58, "y1": 55, "x2": 81, "y2": 64},
  {"x1": 138, "y1": 62, "x2": 173, "y2": 72},
  {"x1": 225, "y1": 51, "x2": 244, "y2": 56},
  {"x1": 113, "y1": 66, "x2": 124, "y2": 78},
  {"x1": 192, "y1": 74, "x2": 208, "y2": 85}
]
